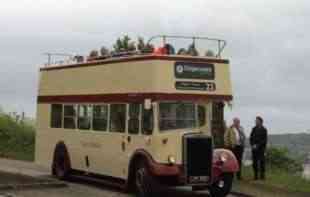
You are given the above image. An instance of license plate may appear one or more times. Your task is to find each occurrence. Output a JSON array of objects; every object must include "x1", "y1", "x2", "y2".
[{"x1": 189, "y1": 176, "x2": 210, "y2": 183}]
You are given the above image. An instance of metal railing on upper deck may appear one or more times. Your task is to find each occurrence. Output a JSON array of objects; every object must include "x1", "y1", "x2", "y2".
[
  {"x1": 43, "y1": 53, "x2": 76, "y2": 67},
  {"x1": 147, "y1": 35, "x2": 227, "y2": 58},
  {"x1": 43, "y1": 35, "x2": 227, "y2": 67}
]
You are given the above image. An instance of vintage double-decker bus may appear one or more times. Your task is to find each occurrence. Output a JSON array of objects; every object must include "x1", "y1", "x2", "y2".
[{"x1": 36, "y1": 36, "x2": 238, "y2": 197}]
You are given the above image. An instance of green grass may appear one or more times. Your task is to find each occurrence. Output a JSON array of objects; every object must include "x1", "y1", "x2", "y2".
[
  {"x1": 0, "y1": 112, "x2": 35, "y2": 161},
  {"x1": 241, "y1": 166, "x2": 310, "y2": 194}
]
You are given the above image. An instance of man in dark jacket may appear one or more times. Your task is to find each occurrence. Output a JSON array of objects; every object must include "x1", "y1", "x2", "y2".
[{"x1": 250, "y1": 116, "x2": 268, "y2": 180}]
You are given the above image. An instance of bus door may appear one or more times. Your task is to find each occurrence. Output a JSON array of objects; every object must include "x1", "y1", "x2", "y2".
[
  {"x1": 86, "y1": 103, "x2": 127, "y2": 178},
  {"x1": 197, "y1": 102, "x2": 210, "y2": 133},
  {"x1": 105, "y1": 103, "x2": 128, "y2": 178},
  {"x1": 124, "y1": 103, "x2": 154, "y2": 176}
]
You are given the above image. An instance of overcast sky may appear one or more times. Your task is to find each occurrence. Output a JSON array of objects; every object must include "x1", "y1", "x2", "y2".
[{"x1": 0, "y1": 0, "x2": 309, "y2": 134}]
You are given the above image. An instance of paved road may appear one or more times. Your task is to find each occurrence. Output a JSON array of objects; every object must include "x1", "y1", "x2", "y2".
[
  {"x1": 0, "y1": 158, "x2": 306, "y2": 197},
  {"x1": 1, "y1": 178, "x2": 239, "y2": 197},
  {"x1": 2, "y1": 182, "x2": 238, "y2": 197},
  {"x1": 0, "y1": 158, "x2": 240, "y2": 197},
  {"x1": 0, "y1": 159, "x2": 49, "y2": 177}
]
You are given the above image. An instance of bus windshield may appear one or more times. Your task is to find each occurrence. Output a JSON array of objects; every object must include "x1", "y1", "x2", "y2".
[{"x1": 159, "y1": 102, "x2": 197, "y2": 131}]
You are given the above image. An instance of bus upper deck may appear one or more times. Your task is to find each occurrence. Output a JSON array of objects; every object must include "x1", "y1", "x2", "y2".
[
  {"x1": 38, "y1": 35, "x2": 232, "y2": 103},
  {"x1": 39, "y1": 54, "x2": 232, "y2": 103}
]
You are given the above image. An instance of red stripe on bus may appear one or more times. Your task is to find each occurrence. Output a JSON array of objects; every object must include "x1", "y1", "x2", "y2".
[
  {"x1": 40, "y1": 55, "x2": 229, "y2": 71},
  {"x1": 37, "y1": 93, "x2": 233, "y2": 103}
]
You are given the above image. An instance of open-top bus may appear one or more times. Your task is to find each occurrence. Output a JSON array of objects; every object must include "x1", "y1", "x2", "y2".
[{"x1": 36, "y1": 35, "x2": 238, "y2": 197}]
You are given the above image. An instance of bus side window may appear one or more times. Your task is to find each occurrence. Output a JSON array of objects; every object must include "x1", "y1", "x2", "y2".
[
  {"x1": 78, "y1": 105, "x2": 92, "y2": 130},
  {"x1": 64, "y1": 105, "x2": 77, "y2": 129},
  {"x1": 110, "y1": 104, "x2": 126, "y2": 133},
  {"x1": 51, "y1": 104, "x2": 63, "y2": 128},
  {"x1": 93, "y1": 105, "x2": 108, "y2": 131},
  {"x1": 142, "y1": 108, "x2": 153, "y2": 135},
  {"x1": 198, "y1": 105, "x2": 206, "y2": 127},
  {"x1": 128, "y1": 103, "x2": 141, "y2": 134}
]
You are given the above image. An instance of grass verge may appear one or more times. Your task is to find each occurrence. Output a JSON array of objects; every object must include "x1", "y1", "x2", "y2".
[{"x1": 237, "y1": 166, "x2": 310, "y2": 194}]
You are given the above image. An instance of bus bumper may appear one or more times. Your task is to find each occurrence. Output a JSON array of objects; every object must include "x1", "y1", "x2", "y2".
[{"x1": 148, "y1": 148, "x2": 239, "y2": 185}]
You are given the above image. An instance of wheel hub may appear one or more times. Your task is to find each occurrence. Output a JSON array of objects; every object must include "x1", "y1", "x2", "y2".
[
  {"x1": 136, "y1": 169, "x2": 144, "y2": 189},
  {"x1": 218, "y1": 180, "x2": 225, "y2": 188}
]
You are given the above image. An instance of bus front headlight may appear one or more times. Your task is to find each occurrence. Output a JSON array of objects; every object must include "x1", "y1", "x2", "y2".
[{"x1": 168, "y1": 155, "x2": 176, "y2": 164}]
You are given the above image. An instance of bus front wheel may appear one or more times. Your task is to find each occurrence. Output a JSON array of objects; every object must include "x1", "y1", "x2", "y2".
[
  {"x1": 209, "y1": 173, "x2": 233, "y2": 197},
  {"x1": 135, "y1": 162, "x2": 158, "y2": 197}
]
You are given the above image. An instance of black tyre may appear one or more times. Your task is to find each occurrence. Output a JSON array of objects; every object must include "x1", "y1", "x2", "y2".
[
  {"x1": 53, "y1": 144, "x2": 71, "y2": 180},
  {"x1": 192, "y1": 185, "x2": 208, "y2": 191},
  {"x1": 135, "y1": 162, "x2": 158, "y2": 197},
  {"x1": 209, "y1": 173, "x2": 233, "y2": 197}
]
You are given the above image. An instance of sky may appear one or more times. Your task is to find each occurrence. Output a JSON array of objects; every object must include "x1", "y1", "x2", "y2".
[{"x1": 0, "y1": 0, "x2": 309, "y2": 135}]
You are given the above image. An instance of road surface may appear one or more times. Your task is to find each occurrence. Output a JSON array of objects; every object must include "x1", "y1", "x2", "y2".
[
  {"x1": 0, "y1": 158, "x2": 245, "y2": 197},
  {"x1": 0, "y1": 158, "x2": 297, "y2": 197}
]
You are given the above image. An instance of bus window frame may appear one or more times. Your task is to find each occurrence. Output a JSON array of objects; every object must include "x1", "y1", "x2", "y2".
[
  {"x1": 157, "y1": 101, "x2": 207, "y2": 132},
  {"x1": 128, "y1": 103, "x2": 142, "y2": 135},
  {"x1": 92, "y1": 104, "x2": 109, "y2": 132},
  {"x1": 48, "y1": 102, "x2": 157, "y2": 135},
  {"x1": 142, "y1": 106, "x2": 154, "y2": 135},
  {"x1": 63, "y1": 104, "x2": 78, "y2": 130},
  {"x1": 198, "y1": 104, "x2": 207, "y2": 127},
  {"x1": 50, "y1": 104, "x2": 63, "y2": 129},
  {"x1": 109, "y1": 103, "x2": 127, "y2": 133},
  {"x1": 78, "y1": 104, "x2": 92, "y2": 130}
]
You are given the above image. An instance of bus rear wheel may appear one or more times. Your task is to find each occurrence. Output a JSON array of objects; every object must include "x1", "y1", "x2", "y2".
[
  {"x1": 135, "y1": 162, "x2": 158, "y2": 197},
  {"x1": 53, "y1": 149, "x2": 70, "y2": 180},
  {"x1": 54, "y1": 157, "x2": 67, "y2": 179}
]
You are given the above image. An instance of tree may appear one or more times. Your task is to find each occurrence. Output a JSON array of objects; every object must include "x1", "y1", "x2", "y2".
[
  {"x1": 0, "y1": 111, "x2": 35, "y2": 160},
  {"x1": 137, "y1": 37, "x2": 145, "y2": 51},
  {"x1": 137, "y1": 37, "x2": 154, "y2": 53},
  {"x1": 100, "y1": 46, "x2": 110, "y2": 57},
  {"x1": 89, "y1": 50, "x2": 99, "y2": 58},
  {"x1": 0, "y1": 106, "x2": 3, "y2": 115},
  {"x1": 113, "y1": 35, "x2": 136, "y2": 53},
  {"x1": 266, "y1": 146, "x2": 303, "y2": 172}
]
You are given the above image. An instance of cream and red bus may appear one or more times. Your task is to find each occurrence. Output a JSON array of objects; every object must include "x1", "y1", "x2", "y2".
[{"x1": 36, "y1": 36, "x2": 238, "y2": 197}]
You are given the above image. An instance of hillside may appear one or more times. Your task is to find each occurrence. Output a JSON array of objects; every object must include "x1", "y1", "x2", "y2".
[{"x1": 268, "y1": 133, "x2": 310, "y2": 158}]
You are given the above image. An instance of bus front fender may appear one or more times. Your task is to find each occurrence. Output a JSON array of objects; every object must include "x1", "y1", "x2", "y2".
[
  {"x1": 212, "y1": 148, "x2": 239, "y2": 175},
  {"x1": 129, "y1": 149, "x2": 181, "y2": 177}
]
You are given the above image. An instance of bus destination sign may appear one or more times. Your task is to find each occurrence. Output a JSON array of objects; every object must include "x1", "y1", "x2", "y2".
[
  {"x1": 175, "y1": 62, "x2": 215, "y2": 80},
  {"x1": 175, "y1": 81, "x2": 216, "y2": 91}
]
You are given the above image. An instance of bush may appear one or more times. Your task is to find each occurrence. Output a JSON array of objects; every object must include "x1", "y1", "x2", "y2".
[
  {"x1": 0, "y1": 112, "x2": 35, "y2": 161},
  {"x1": 266, "y1": 146, "x2": 303, "y2": 172}
]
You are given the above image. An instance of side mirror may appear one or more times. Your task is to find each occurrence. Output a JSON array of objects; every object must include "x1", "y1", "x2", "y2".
[{"x1": 144, "y1": 99, "x2": 152, "y2": 110}]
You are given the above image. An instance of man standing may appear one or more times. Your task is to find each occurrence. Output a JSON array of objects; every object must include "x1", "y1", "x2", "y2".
[
  {"x1": 224, "y1": 118, "x2": 246, "y2": 180},
  {"x1": 250, "y1": 116, "x2": 268, "y2": 180}
]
